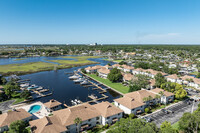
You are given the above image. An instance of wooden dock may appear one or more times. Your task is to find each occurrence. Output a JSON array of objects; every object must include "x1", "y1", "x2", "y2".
[{"x1": 88, "y1": 94, "x2": 108, "y2": 103}]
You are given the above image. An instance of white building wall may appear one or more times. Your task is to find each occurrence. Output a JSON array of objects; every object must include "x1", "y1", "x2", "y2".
[
  {"x1": 114, "y1": 101, "x2": 131, "y2": 114},
  {"x1": 102, "y1": 113, "x2": 123, "y2": 125}
]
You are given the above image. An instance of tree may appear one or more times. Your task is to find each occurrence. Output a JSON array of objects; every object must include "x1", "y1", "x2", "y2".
[
  {"x1": 9, "y1": 120, "x2": 28, "y2": 133},
  {"x1": 119, "y1": 61, "x2": 127, "y2": 65},
  {"x1": 155, "y1": 73, "x2": 166, "y2": 88},
  {"x1": 129, "y1": 113, "x2": 136, "y2": 119},
  {"x1": 129, "y1": 74, "x2": 149, "y2": 92},
  {"x1": 197, "y1": 72, "x2": 200, "y2": 78},
  {"x1": 145, "y1": 108, "x2": 150, "y2": 113},
  {"x1": 107, "y1": 68, "x2": 122, "y2": 83},
  {"x1": 107, "y1": 63, "x2": 111, "y2": 66},
  {"x1": 175, "y1": 89, "x2": 187, "y2": 100},
  {"x1": 1, "y1": 77, "x2": 7, "y2": 85},
  {"x1": 4, "y1": 85, "x2": 15, "y2": 99},
  {"x1": 74, "y1": 117, "x2": 82, "y2": 133},
  {"x1": 160, "y1": 121, "x2": 176, "y2": 133},
  {"x1": 179, "y1": 112, "x2": 196, "y2": 133},
  {"x1": 81, "y1": 68, "x2": 86, "y2": 74},
  {"x1": 20, "y1": 90, "x2": 31, "y2": 100},
  {"x1": 107, "y1": 118, "x2": 159, "y2": 133},
  {"x1": 128, "y1": 84, "x2": 140, "y2": 92}
]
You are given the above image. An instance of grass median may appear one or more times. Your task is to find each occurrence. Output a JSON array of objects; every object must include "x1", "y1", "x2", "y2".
[{"x1": 86, "y1": 74, "x2": 129, "y2": 94}]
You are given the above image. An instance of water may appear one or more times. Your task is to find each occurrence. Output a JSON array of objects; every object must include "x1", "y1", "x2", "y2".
[
  {"x1": 28, "y1": 105, "x2": 41, "y2": 114},
  {"x1": 16, "y1": 57, "x2": 121, "y2": 106},
  {"x1": 0, "y1": 56, "x2": 77, "y2": 65}
]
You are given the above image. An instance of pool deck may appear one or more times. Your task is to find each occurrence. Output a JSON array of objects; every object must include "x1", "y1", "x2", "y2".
[{"x1": 17, "y1": 101, "x2": 50, "y2": 119}]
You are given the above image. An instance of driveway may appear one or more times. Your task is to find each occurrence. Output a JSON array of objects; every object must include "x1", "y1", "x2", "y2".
[{"x1": 0, "y1": 100, "x2": 15, "y2": 113}]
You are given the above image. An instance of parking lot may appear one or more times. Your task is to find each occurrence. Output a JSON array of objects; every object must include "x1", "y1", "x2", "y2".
[{"x1": 147, "y1": 100, "x2": 200, "y2": 127}]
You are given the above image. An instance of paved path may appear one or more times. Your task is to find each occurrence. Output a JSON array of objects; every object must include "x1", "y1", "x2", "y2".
[{"x1": 0, "y1": 100, "x2": 15, "y2": 113}]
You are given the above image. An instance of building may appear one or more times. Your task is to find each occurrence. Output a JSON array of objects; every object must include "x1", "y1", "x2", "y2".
[
  {"x1": 93, "y1": 101, "x2": 123, "y2": 125},
  {"x1": 114, "y1": 89, "x2": 174, "y2": 115},
  {"x1": 44, "y1": 99, "x2": 62, "y2": 112},
  {"x1": 122, "y1": 73, "x2": 135, "y2": 82},
  {"x1": 31, "y1": 103, "x2": 100, "y2": 133},
  {"x1": 0, "y1": 109, "x2": 32, "y2": 133},
  {"x1": 121, "y1": 65, "x2": 134, "y2": 73},
  {"x1": 150, "y1": 88, "x2": 174, "y2": 104},
  {"x1": 165, "y1": 74, "x2": 182, "y2": 84},
  {"x1": 97, "y1": 68, "x2": 110, "y2": 79},
  {"x1": 30, "y1": 101, "x2": 124, "y2": 133},
  {"x1": 85, "y1": 65, "x2": 103, "y2": 73}
]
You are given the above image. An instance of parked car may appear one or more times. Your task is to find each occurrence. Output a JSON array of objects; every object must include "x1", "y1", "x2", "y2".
[
  {"x1": 166, "y1": 108, "x2": 174, "y2": 113},
  {"x1": 161, "y1": 109, "x2": 169, "y2": 114},
  {"x1": 143, "y1": 117, "x2": 152, "y2": 122}
]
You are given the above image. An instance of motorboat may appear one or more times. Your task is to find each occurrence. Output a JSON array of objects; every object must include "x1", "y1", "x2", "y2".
[
  {"x1": 74, "y1": 78, "x2": 85, "y2": 83},
  {"x1": 27, "y1": 84, "x2": 39, "y2": 90},
  {"x1": 20, "y1": 83, "x2": 30, "y2": 88},
  {"x1": 69, "y1": 75, "x2": 80, "y2": 80},
  {"x1": 80, "y1": 80, "x2": 89, "y2": 85}
]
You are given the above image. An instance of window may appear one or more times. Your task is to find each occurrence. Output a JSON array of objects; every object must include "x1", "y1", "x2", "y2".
[
  {"x1": 96, "y1": 117, "x2": 99, "y2": 120},
  {"x1": 88, "y1": 119, "x2": 91, "y2": 122},
  {"x1": 107, "y1": 117, "x2": 110, "y2": 119},
  {"x1": 118, "y1": 113, "x2": 120, "y2": 115}
]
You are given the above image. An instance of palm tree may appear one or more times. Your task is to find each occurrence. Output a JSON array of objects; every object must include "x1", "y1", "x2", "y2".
[
  {"x1": 159, "y1": 91, "x2": 164, "y2": 96},
  {"x1": 143, "y1": 97, "x2": 148, "y2": 102},
  {"x1": 74, "y1": 117, "x2": 82, "y2": 133},
  {"x1": 155, "y1": 94, "x2": 161, "y2": 99},
  {"x1": 148, "y1": 95, "x2": 153, "y2": 101}
]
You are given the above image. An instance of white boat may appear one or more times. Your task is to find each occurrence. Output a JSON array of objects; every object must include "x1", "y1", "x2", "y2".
[
  {"x1": 74, "y1": 78, "x2": 85, "y2": 83},
  {"x1": 69, "y1": 75, "x2": 80, "y2": 80},
  {"x1": 20, "y1": 83, "x2": 30, "y2": 88},
  {"x1": 80, "y1": 80, "x2": 89, "y2": 85}
]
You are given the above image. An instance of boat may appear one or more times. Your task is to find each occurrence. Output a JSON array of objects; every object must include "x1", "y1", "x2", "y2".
[
  {"x1": 20, "y1": 83, "x2": 30, "y2": 88},
  {"x1": 80, "y1": 80, "x2": 89, "y2": 85},
  {"x1": 27, "y1": 84, "x2": 39, "y2": 90},
  {"x1": 74, "y1": 78, "x2": 85, "y2": 83},
  {"x1": 69, "y1": 75, "x2": 80, "y2": 80}
]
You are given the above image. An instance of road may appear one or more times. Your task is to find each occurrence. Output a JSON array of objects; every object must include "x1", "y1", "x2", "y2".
[{"x1": 0, "y1": 100, "x2": 15, "y2": 113}]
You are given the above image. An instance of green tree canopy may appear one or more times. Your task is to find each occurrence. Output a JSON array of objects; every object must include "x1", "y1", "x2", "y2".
[
  {"x1": 107, "y1": 68, "x2": 122, "y2": 83},
  {"x1": 9, "y1": 120, "x2": 28, "y2": 133},
  {"x1": 155, "y1": 73, "x2": 166, "y2": 88}
]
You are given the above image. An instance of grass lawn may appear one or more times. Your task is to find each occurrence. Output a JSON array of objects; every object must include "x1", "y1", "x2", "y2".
[
  {"x1": 172, "y1": 122, "x2": 179, "y2": 130},
  {"x1": 86, "y1": 74, "x2": 129, "y2": 94},
  {"x1": 12, "y1": 97, "x2": 25, "y2": 105}
]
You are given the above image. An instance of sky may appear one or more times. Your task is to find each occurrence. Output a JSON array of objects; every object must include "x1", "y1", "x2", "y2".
[{"x1": 0, "y1": 0, "x2": 200, "y2": 44}]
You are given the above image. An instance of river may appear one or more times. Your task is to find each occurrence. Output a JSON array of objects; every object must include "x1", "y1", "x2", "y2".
[{"x1": 2, "y1": 57, "x2": 121, "y2": 105}]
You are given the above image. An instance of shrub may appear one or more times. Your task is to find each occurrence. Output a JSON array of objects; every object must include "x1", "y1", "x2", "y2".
[{"x1": 145, "y1": 108, "x2": 150, "y2": 113}]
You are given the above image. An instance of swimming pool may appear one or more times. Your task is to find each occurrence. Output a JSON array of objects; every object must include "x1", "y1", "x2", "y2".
[{"x1": 28, "y1": 105, "x2": 41, "y2": 114}]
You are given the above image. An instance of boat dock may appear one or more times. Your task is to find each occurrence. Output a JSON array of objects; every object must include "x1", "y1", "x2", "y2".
[{"x1": 88, "y1": 93, "x2": 108, "y2": 103}]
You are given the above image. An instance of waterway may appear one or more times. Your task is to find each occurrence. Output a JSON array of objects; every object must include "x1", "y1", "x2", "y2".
[{"x1": 7, "y1": 57, "x2": 122, "y2": 106}]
